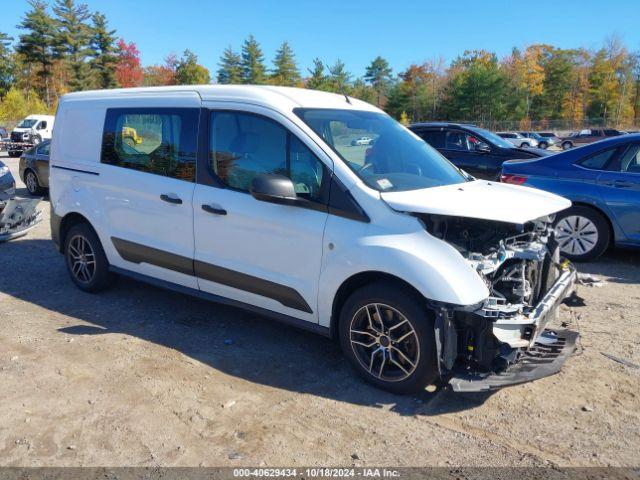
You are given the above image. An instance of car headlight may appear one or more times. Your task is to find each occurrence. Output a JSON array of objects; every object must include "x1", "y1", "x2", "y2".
[
  {"x1": 0, "y1": 165, "x2": 9, "y2": 176},
  {"x1": 22, "y1": 132, "x2": 29, "y2": 139}
]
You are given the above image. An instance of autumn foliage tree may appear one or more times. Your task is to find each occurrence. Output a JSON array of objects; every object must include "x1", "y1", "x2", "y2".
[{"x1": 115, "y1": 39, "x2": 143, "y2": 88}]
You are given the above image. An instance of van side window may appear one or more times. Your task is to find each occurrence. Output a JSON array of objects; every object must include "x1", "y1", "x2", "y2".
[
  {"x1": 39, "y1": 121, "x2": 47, "y2": 130},
  {"x1": 209, "y1": 111, "x2": 326, "y2": 201},
  {"x1": 101, "y1": 108, "x2": 199, "y2": 182}
]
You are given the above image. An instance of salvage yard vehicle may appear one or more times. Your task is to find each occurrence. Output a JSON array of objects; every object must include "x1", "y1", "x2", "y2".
[
  {"x1": 19, "y1": 140, "x2": 51, "y2": 195},
  {"x1": 6, "y1": 114, "x2": 55, "y2": 157},
  {"x1": 50, "y1": 86, "x2": 578, "y2": 393},
  {"x1": 559, "y1": 128, "x2": 624, "y2": 150},
  {"x1": 0, "y1": 160, "x2": 41, "y2": 242},
  {"x1": 502, "y1": 133, "x2": 640, "y2": 261},
  {"x1": 497, "y1": 131, "x2": 539, "y2": 148},
  {"x1": 409, "y1": 122, "x2": 552, "y2": 180}
]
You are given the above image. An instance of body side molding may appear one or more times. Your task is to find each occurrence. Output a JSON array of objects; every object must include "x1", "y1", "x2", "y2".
[{"x1": 111, "y1": 237, "x2": 313, "y2": 313}]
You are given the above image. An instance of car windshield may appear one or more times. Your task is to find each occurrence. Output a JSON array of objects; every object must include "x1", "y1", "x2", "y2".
[
  {"x1": 17, "y1": 119, "x2": 38, "y2": 128},
  {"x1": 295, "y1": 109, "x2": 467, "y2": 192},
  {"x1": 468, "y1": 126, "x2": 514, "y2": 149}
]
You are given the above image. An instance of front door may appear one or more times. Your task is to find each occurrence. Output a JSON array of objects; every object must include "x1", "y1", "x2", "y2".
[
  {"x1": 596, "y1": 142, "x2": 640, "y2": 244},
  {"x1": 193, "y1": 106, "x2": 331, "y2": 322}
]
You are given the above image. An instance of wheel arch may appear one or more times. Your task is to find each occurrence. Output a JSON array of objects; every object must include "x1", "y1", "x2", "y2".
[
  {"x1": 58, "y1": 212, "x2": 95, "y2": 253},
  {"x1": 329, "y1": 271, "x2": 428, "y2": 340}
]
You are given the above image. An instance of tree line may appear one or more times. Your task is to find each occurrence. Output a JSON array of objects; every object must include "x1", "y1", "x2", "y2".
[{"x1": 1, "y1": 0, "x2": 639, "y2": 130}]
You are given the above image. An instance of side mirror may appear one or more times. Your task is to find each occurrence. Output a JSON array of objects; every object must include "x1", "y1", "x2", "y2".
[
  {"x1": 250, "y1": 173, "x2": 298, "y2": 206},
  {"x1": 475, "y1": 142, "x2": 491, "y2": 154}
]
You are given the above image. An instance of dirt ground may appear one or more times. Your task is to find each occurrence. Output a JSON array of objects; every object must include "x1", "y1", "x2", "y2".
[{"x1": 0, "y1": 152, "x2": 639, "y2": 468}]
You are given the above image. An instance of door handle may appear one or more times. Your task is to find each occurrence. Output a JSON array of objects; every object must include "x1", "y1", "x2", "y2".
[
  {"x1": 160, "y1": 193, "x2": 182, "y2": 204},
  {"x1": 202, "y1": 204, "x2": 227, "y2": 215}
]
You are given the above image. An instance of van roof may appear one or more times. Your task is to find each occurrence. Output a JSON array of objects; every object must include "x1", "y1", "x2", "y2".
[{"x1": 60, "y1": 85, "x2": 381, "y2": 113}]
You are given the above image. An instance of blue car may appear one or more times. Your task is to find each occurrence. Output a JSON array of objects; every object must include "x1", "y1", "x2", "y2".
[{"x1": 501, "y1": 134, "x2": 640, "y2": 261}]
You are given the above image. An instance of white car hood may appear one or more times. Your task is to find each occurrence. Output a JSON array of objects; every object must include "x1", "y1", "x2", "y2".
[{"x1": 380, "y1": 180, "x2": 571, "y2": 224}]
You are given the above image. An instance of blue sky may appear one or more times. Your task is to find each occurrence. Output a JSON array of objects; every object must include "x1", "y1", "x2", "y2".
[{"x1": 2, "y1": 0, "x2": 640, "y2": 78}]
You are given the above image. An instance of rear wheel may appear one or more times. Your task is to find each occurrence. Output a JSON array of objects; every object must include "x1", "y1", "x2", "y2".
[
  {"x1": 554, "y1": 206, "x2": 610, "y2": 261},
  {"x1": 339, "y1": 282, "x2": 438, "y2": 394},
  {"x1": 64, "y1": 223, "x2": 116, "y2": 292},
  {"x1": 539, "y1": 141, "x2": 548, "y2": 149},
  {"x1": 24, "y1": 169, "x2": 43, "y2": 195},
  {"x1": 521, "y1": 142, "x2": 530, "y2": 147}
]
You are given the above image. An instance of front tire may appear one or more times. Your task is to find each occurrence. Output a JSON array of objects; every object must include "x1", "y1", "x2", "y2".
[
  {"x1": 539, "y1": 141, "x2": 548, "y2": 149},
  {"x1": 554, "y1": 206, "x2": 610, "y2": 261},
  {"x1": 562, "y1": 141, "x2": 572, "y2": 150},
  {"x1": 339, "y1": 282, "x2": 438, "y2": 394},
  {"x1": 521, "y1": 142, "x2": 530, "y2": 148},
  {"x1": 64, "y1": 223, "x2": 116, "y2": 292}
]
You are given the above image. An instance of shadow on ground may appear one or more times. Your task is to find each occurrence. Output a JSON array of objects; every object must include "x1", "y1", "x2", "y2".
[
  {"x1": 578, "y1": 249, "x2": 640, "y2": 285},
  {"x1": 0, "y1": 238, "x2": 495, "y2": 416}
]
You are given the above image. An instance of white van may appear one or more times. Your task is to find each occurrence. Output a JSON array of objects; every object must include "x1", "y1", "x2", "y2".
[
  {"x1": 8, "y1": 114, "x2": 55, "y2": 157},
  {"x1": 50, "y1": 86, "x2": 577, "y2": 393}
]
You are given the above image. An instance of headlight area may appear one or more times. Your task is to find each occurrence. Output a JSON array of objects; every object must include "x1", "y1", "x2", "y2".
[{"x1": 419, "y1": 213, "x2": 579, "y2": 391}]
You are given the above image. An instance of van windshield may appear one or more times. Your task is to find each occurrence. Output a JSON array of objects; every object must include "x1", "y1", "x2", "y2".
[
  {"x1": 17, "y1": 119, "x2": 38, "y2": 128},
  {"x1": 295, "y1": 109, "x2": 466, "y2": 192}
]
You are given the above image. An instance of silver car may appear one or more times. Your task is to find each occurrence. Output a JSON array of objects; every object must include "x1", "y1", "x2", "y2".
[{"x1": 497, "y1": 131, "x2": 539, "y2": 148}]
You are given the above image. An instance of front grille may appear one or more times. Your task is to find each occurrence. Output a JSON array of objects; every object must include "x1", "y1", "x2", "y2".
[{"x1": 10, "y1": 132, "x2": 23, "y2": 142}]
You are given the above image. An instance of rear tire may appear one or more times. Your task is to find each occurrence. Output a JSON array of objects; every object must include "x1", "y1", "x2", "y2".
[
  {"x1": 24, "y1": 169, "x2": 43, "y2": 196},
  {"x1": 553, "y1": 206, "x2": 610, "y2": 261},
  {"x1": 521, "y1": 142, "x2": 530, "y2": 147},
  {"x1": 64, "y1": 223, "x2": 116, "y2": 292},
  {"x1": 338, "y1": 282, "x2": 439, "y2": 394},
  {"x1": 539, "y1": 141, "x2": 548, "y2": 149}
]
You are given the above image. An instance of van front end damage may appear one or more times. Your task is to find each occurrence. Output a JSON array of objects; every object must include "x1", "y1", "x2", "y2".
[
  {"x1": 0, "y1": 197, "x2": 41, "y2": 242},
  {"x1": 420, "y1": 214, "x2": 579, "y2": 392}
]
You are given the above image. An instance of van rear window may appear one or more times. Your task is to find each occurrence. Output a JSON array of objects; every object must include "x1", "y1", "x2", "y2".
[{"x1": 101, "y1": 108, "x2": 199, "y2": 182}]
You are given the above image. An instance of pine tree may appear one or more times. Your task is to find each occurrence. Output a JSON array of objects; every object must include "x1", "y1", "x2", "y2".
[
  {"x1": 175, "y1": 49, "x2": 210, "y2": 85},
  {"x1": 217, "y1": 46, "x2": 242, "y2": 84},
  {"x1": 241, "y1": 35, "x2": 266, "y2": 84},
  {"x1": 89, "y1": 12, "x2": 117, "y2": 89},
  {"x1": 53, "y1": 0, "x2": 93, "y2": 91},
  {"x1": 327, "y1": 60, "x2": 351, "y2": 93},
  {"x1": 15, "y1": 0, "x2": 57, "y2": 106},
  {"x1": 0, "y1": 32, "x2": 13, "y2": 97},
  {"x1": 306, "y1": 58, "x2": 326, "y2": 90},
  {"x1": 364, "y1": 56, "x2": 393, "y2": 107},
  {"x1": 271, "y1": 41, "x2": 300, "y2": 86}
]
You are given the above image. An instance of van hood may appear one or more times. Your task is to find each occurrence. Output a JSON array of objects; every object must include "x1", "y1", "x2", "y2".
[{"x1": 380, "y1": 180, "x2": 571, "y2": 224}]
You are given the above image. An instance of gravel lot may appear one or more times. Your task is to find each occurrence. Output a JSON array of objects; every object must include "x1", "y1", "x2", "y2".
[{"x1": 0, "y1": 152, "x2": 639, "y2": 467}]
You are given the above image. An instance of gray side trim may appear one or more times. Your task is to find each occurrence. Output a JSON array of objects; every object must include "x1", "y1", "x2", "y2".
[
  {"x1": 111, "y1": 237, "x2": 194, "y2": 276},
  {"x1": 109, "y1": 265, "x2": 328, "y2": 337},
  {"x1": 111, "y1": 237, "x2": 313, "y2": 314},
  {"x1": 50, "y1": 206, "x2": 62, "y2": 250}
]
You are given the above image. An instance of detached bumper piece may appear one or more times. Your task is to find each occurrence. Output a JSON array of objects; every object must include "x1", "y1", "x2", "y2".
[
  {"x1": 0, "y1": 198, "x2": 41, "y2": 242},
  {"x1": 449, "y1": 329, "x2": 579, "y2": 393}
]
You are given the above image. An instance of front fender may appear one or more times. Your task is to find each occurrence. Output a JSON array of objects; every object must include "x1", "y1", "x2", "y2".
[{"x1": 318, "y1": 215, "x2": 489, "y2": 328}]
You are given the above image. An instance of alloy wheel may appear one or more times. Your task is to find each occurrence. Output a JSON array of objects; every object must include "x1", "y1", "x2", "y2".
[
  {"x1": 25, "y1": 171, "x2": 38, "y2": 194},
  {"x1": 349, "y1": 303, "x2": 420, "y2": 382},
  {"x1": 67, "y1": 234, "x2": 97, "y2": 284},
  {"x1": 555, "y1": 215, "x2": 599, "y2": 256}
]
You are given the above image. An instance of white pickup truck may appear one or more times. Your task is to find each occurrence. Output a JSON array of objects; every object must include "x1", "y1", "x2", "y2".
[{"x1": 7, "y1": 114, "x2": 55, "y2": 157}]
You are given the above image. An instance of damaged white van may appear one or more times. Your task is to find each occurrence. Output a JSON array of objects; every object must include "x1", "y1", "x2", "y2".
[{"x1": 50, "y1": 86, "x2": 578, "y2": 393}]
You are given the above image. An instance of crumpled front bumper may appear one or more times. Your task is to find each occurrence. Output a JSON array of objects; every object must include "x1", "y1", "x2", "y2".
[
  {"x1": 448, "y1": 267, "x2": 579, "y2": 392},
  {"x1": 0, "y1": 198, "x2": 41, "y2": 242},
  {"x1": 449, "y1": 329, "x2": 579, "y2": 392}
]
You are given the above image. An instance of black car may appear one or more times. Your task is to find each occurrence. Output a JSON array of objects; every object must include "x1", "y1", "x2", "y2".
[
  {"x1": 19, "y1": 140, "x2": 50, "y2": 195},
  {"x1": 409, "y1": 122, "x2": 552, "y2": 180}
]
